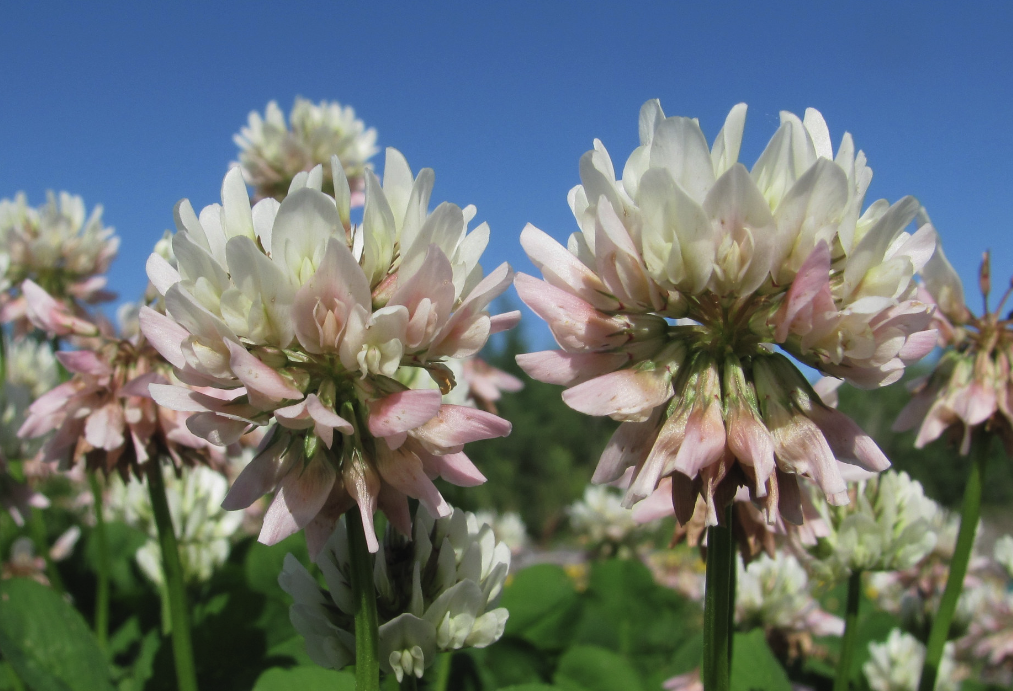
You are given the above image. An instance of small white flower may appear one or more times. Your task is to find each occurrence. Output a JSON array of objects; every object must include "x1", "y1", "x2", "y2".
[
  {"x1": 736, "y1": 552, "x2": 843, "y2": 636},
  {"x1": 568, "y1": 484, "x2": 642, "y2": 548},
  {"x1": 863, "y1": 629, "x2": 957, "y2": 691}
]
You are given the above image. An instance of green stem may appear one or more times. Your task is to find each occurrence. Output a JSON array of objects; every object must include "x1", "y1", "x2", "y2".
[
  {"x1": 88, "y1": 474, "x2": 110, "y2": 653},
  {"x1": 918, "y1": 437, "x2": 987, "y2": 691},
  {"x1": 347, "y1": 509, "x2": 381, "y2": 691},
  {"x1": 834, "y1": 569, "x2": 862, "y2": 691},
  {"x1": 29, "y1": 507, "x2": 64, "y2": 593},
  {"x1": 703, "y1": 507, "x2": 734, "y2": 691},
  {"x1": 146, "y1": 462, "x2": 198, "y2": 691},
  {"x1": 399, "y1": 674, "x2": 418, "y2": 691},
  {"x1": 433, "y1": 652, "x2": 452, "y2": 691}
]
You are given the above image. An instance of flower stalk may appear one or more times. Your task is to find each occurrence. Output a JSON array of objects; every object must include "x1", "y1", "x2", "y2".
[
  {"x1": 347, "y1": 508, "x2": 381, "y2": 691},
  {"x1": 146, "y1": 460, "x2": 198, "y2": 691},
  {"x1": 918, "y1": 437, "x2": 987, "y2": 691},
  {"x1": 703, "y1": 505, "x2": 735, "y2": 691},
  {"x1": 88, "y1": 473, "x2": 110, "y2": 652},
  {"x1": 834, "y1": 569, "x2": 862, "y2": 691}
]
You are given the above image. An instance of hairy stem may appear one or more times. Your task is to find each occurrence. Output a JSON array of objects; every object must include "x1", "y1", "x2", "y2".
[
  {"x1": 347, "y1": 509, "x2": 381, "y2": 691},
  {"x1": 834, "y1": 569, "x2": 862, "y2": 691},
  {"x1": 918, "y1": 438, "x2": 987, "y2": 691},
  {"x1": 146, "y1": 462, "x2": 198, "y2": 691}
]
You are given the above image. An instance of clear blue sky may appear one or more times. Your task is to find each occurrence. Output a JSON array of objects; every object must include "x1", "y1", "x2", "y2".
[{"x1": 2, "y1": 2, "x2": 1011, "y2": 347}]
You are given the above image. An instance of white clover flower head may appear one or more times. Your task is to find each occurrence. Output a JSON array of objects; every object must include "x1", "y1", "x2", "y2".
[
  {"x1": 895, "y1": 233, "x2": 1013, "y2": 456},
  {"x1": 278, "y1": 506, "x2": 510, "y2": 679},
  {"x1": 105, "y1": 465, "x2": 243, "y2": 586},
  {"x1": 805, "y1": 470, "x2": 940, "y2": 583},
  {"x1": 735, "y1": 552, "x2": 843, "y2": 637},
  {"x1": 142, "y1": 152, "x2": 517, "y2": 555},
  {"x1": 567, "y1": 484, "x2": 642, "y2": 548},
  {"x1": 234, "y1": 98, "x2": 379, "y2": 202},
  {"x1": 0, "y1": 191, "x2": 118, "y2": 325},
  {"x1": 517, "y1": 101, "x2": 934, "y2": 535},
  {"x1": 0, "y1": 338, "x2": 59, "y2": 462},
  {"x1": 863, "y1": 629, "x2": 957, "y2": 691}
]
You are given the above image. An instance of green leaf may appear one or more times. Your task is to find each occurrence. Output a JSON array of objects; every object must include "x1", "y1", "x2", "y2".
[
  {"x1": 553, "y1": 644, "x2": 644, "y2": 691},
  {"x1": 729, "y1": 630, "x2": 791, "y2": 691},
  {"x1": 85, "y1": 521, "x2": 148, "y2": 594},
  {"x1": 501, "y1": 564, "x2": 582, "y2": 650},
  {"x1": 0, "y1": 578, "x2": 115, "y2": 691},
  {"x1": 497, "y1": 686, "x2": 561, "y2": 691},
  {"x1": 244, "y1": 533, "x2": 310, "y2": 598},
  {"x1": 251, "y1": 665, "x2": 355, "y2": 690}
]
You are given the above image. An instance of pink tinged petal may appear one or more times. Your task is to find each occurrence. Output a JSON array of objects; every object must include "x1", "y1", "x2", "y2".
[
  {"x1": 516, "y1": 350, "x2": 628, "y2": 387},
  {"x1": 186, "y1": 412, "x2": 250, "y2": 446},
  {"x1": 898, "y1": 330, "x2": 937, "y2": 363},
  {"x1": 914, "y1": 402, "x2": 953, "y2": 448},
  {"x1": 893, "y1": 392, "x2": 934, "y2": 433},
  {"x1": 274, "y1": 400, "x2": 313, "y2": 430},
  {"x1": 595, "y1": 202, "x2": 656, "y2": 309},
  {"x1": 514, "y1": 273, "x2": 629, "y2": 353},
  {"x1": 411, "y1": 405, "x2": 511, "y2": 452},
  {"x1": 725, "y1": 408, "x2": 775, "y2": 494},
  {"x1": 489, "y1": 310, "x2": 521, "y2": 334},
  {"x1": 343, "y1": 455, "x2": 381, "y2": 552},
  {"x1": 430, "y1": 262, "x2": 514, "y2": 357},
  {"x1": 812, "y1": 377, "x2": 843, "y2": 408},
  {"x1": 625, "y1": 410, "x2": 689, "y2": 506},
  {"x1": 773, "y1": 416, "x2": 847, "y2": 504},
  {"x1": 593, "y1": 410, "x2": 662, "y2": 484},
  {"x1": 225, "y1": 340, "x2": 303, "y2": 408},
  {"x1": 292, "y1": 237, "x2": 369, "y2": 354},
  {"x1": 389, "y1": 244, "x2": 456, "y2": 344},
  {"x1": 139, "y1": 306, "x2": 189, "y2": 369},
  {"x1": 305, "y1": 394, "x2": 353, "y2": 448},
  {"x1": 375, "y1": 445, "x2": 451, "y2": 519},
  {"x1": 18, "y1": 381, "x2": 78, "y2": 438},
  {"x1": 145, "y1": 253, "x2": 181, "y2": 296},
  {"x1": 22, "y1": 280, "x2": 98, "y2": 337},
  {"x1": 56, "y1": 350, "x2": 113, "y2": 377},
  {"x1": 120, "y1": 372, "x2": 167, "y2": 399},
  {"x1": 222, "y1": 430, "x2": 293, "y2": 510},
  {"x1": 774, "y1": 240, "x2": 832, "y2": 343},
  {"x1": 148, "y1": 384, "x2": 258, "y2": 422},
  {"x1": 420, "y1": 450, "x2": 486, "y2": 487},
  {"x1": 806, "y1": 405, "x2": 891, "y2": 472},
  {"x1": 561, "y1": 368, "x2": 671, "y2": 421},
  {"x1": 632, "y1": 478, "x2": 675, "y2": 523},
  {"x1": 519, "y1": 223, "x2": 619, "y2": 311},
  {"x1": 258, "y1": 450, "x2": 336, "y2": 546},
  {"x1": 368, "y1": 389, "x2": 442, "y2": 438},
  {"x1": 85, "y1": 402, "x2": 126, "y2": 451},
  {"x1": 951, "y1": 382, "x2": 997, "y2": 426},
  {"x1": 671, "y1": 402, "x2": 727, "y2": 478}
]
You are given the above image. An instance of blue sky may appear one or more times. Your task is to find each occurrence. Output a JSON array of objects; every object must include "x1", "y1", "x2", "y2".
[{"x1": 2, "y1": 2, "x2": 1011, "y2": 347}]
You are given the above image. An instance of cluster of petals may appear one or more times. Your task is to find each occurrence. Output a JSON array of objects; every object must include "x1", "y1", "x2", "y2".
[
  {"x1": 864, "y1": 629, "x2": 960, "y2": 691},
  {"x1": 234, "y1": 98, "x2": 379, "y2": 202},
  {"x1": 516, "y1": 100, "x2": 932, "y2": 532},
  {"x1": 0, "y1": 191, "x2": 118, "y2": 329},
  {"x1": 142, "y1": 151, "x2": 516, "y2": 554},
  {"x1": 895, "y1": 237, "x2": 1013, "y2": 455},
  {"x1": 280, "y1": 507, "x2": 510, "y2": 682},
  {"x1": 17, "y1": 289, "x2": 216, "y2": 477}
]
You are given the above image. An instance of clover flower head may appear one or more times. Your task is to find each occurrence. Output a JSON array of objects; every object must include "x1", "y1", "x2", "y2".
[
  {"x1": 472, "y1": 509, "x2": 529, "y2": 555},
  {"x1": 0, "y1": 337, "x2": 59, "y2": 462},
  {"x1": 0, "y1": 191, "x2": 118, "y2": 329},
  {"x1": 279, "y1": 506, "x2": 510, "y2": 682},
  {"x1": 518, "y1": 101, "x2": 933, "y2": 536},
  {"x1": 863, "y1": 629, "x2": 958, "y2": 691},
  {"x1": 106, "y1": 465, "x2": 244, "y2": 585},
  {"x1": 803, "y1": 470, "x2": 939, "y2": 583},
  {"x1": 736, "y1": 552, "x2": 843, "y2": 638},
  {"x1": 142, "y1": 153, "x2": 516, "y2": 554},
  {"x1": 234, "y1": 98, "x2": 379, "y2": 202},
  {"x1": 896, "y1": 233, "x2": 1013, "y2": 456},
  {"x1": 568, "y1": 484, "x2": 644, "y2": 552}
]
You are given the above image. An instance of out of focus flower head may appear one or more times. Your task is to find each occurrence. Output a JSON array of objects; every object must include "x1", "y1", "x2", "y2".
[
  {"x1": 863, "y1": 629, "x2": 959, "y2": 691},
  {"x1": 0, "y1": 338, "x2": 59, "y2": 463},
  {"x1": 0, "y1": 191, "x2": 118, "y2": 331},
  {"x1": 472, "y1": 509, "x2": 529, "y2": 555},
  {"x1": 105, "y1": 464, "x2": 244, "y2": 585},
  {"x1": 234, "y1": 98, "x2": 379, "y2": 203},
  {"x1": 17, "y1": 288, "x2": 222, "y2": 479},
  {"x1": 517, "y1": 100, "x2": 935, "y2": 540},
  {"x1": 279, "y1": 507, "x2": 509, "y2": 683},
  {"x1": 568, "y1": 484, "x2": 645, "y2": 557},
  {"x1": 896, "y1": 222, "x2": 1013, "y2": 455},
  {"x1": 736, "y1": 551, "x2": 843, "y2": 663},
  {"x1": 1, "y1": 526, "x2": 79, "y2": 585},
  {"x1": 142, "y1": 153, "x2": 517, "y2": 555},
  {"x1": 800, "y1": 470, "x2": 939, "y2": 584}
]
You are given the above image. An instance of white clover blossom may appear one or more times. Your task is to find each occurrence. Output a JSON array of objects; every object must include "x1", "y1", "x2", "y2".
[
  {"x1": 567, "y1": 484, "x2": 643, "y2": 549},
  {"x1": 517, "y1": 101, "x2": 934, "y2": 535},
  {"x1": 736, "y1": 552, "x2": 843, "y2": 637},
  {"x1": 234, "y1": 98, "x2": 379, "y2": 202},
  {"x1": 0, "y1": 338, "x2": 58, "y2": 462},
  {"x1": 105, "y1": 465, "x2": 243, "y2": 586},
  {"x1": 141, "y1": 151, "x2": 517, "y2": 555},
  {"x1": 473, "y1": 509, "x2": 529, "y2": 555},
  {"x1": 804, "y1": 470, "x2": 939, "y2": 583},
  {"x1": 279, "y1": 507, "x2": 510, "y2": 682},
  {"x1": 863, "y1": 629, "x2": 957, "y2": 691},
  {"x1": 0, "y1": 191, "x2": 118, "y2": 325}
]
